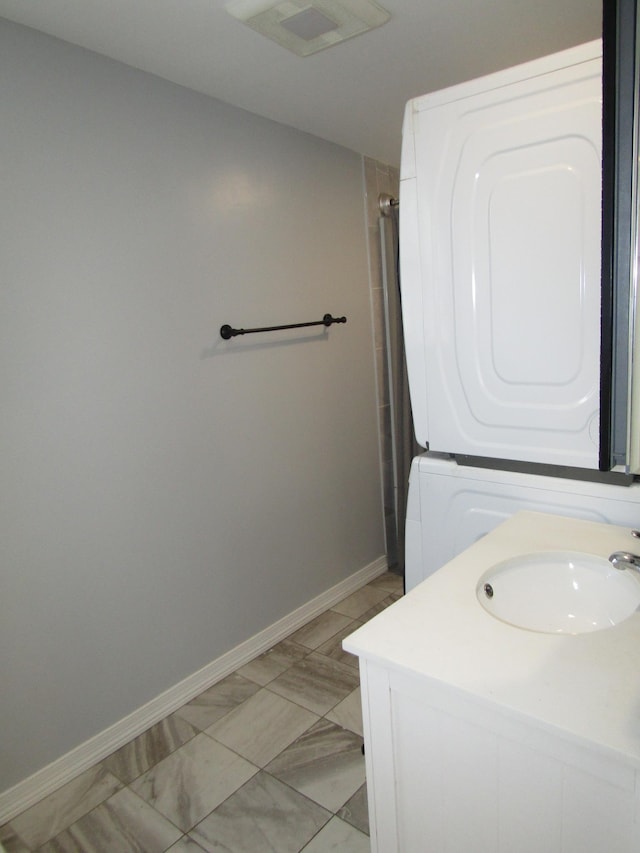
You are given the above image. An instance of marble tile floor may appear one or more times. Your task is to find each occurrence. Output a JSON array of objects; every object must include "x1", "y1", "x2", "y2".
[{"x1": 1, "y1": 572, "x2": 403, "y2": 853}]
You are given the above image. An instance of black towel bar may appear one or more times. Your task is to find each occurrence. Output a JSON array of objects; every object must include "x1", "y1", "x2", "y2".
[{"x1": 220, "y1": 313, "x2": 347, "y2": 340}]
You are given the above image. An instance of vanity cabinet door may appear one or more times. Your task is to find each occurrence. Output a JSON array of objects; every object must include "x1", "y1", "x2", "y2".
[{"x1": 360, "y1": 661, "x2": 640, "y2": 853}]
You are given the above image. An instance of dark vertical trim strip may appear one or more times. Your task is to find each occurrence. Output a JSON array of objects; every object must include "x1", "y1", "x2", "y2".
[
  {"x1": 600, "y1": 0, "x2": 616, "y2": 470},
  {"x1": 599, "y1": 0, "x2": 638, "y2": 470}
]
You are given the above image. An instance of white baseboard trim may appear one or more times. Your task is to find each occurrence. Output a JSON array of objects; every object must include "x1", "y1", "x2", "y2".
[{"x1": 0, "y1": 555, "x2": 388, "y2": 824}]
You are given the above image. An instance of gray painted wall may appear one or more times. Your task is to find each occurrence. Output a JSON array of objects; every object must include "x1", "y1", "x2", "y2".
[{"x1": 0, "y1": 19, "x2": 384, "y2": 793}]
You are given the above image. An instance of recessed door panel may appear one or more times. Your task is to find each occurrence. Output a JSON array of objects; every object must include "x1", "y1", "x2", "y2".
[{"x1": 401, "y1": 43, "x2": 602, "y2": 466}]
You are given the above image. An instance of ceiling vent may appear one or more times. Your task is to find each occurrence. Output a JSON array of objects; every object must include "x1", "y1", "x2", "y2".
[{"x1": 226, "y1": 0, "x2": 391, "y2": 57}]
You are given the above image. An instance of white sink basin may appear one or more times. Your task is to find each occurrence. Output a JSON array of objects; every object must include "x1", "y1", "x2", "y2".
[{"x1": 476, "y1": 551, "x2": 640, "y2": 634}]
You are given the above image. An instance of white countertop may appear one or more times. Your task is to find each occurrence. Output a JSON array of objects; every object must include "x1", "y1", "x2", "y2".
[{"x1": 344, "y1": 511, "x2": 640, "y2": 768}]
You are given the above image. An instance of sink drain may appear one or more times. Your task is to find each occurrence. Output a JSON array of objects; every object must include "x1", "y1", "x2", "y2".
[{"x1": 483, "y1": 583, "x2": 494, "y2": 598}]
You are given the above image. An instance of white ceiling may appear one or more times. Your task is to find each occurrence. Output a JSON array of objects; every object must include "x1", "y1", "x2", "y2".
[{"x1": 0, "y1": 0, "x2": 602, "y2": 166}]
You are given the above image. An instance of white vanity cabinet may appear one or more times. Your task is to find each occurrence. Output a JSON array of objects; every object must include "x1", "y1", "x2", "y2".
[
  {"x1": 357, "y1": 661, "x2": 640, "y2": 853},
  {"x1": 343, "y1": 513, "x2": 640, "y2": 853}
]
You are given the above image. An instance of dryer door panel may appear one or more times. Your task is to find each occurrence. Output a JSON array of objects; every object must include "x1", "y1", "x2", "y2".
[{"x1": 401, "y1": 44, "x2": 602, "y2": 467}]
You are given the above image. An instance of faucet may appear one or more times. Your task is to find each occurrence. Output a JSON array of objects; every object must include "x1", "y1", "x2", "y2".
[{"x1": 608, "y1": 551, "x2": 640, "y2": 572}]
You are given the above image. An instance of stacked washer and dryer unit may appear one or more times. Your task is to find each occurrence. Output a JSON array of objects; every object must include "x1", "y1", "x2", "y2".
[{"x1": 400, "y1": 40, "x2": 640, "y2": 592}]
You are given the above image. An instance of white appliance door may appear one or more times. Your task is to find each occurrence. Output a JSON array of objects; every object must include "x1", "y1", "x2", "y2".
[
  {"x1": 405, "y1": 453, "x2": 640, "y2": 592},
  {"x1": 400, "y1": 42, "x2": 602, "y2": 468}
]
